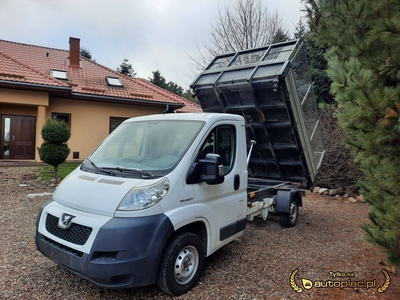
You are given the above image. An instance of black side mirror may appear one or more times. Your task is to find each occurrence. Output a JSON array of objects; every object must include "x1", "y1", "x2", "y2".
[{"x1": 186, "y1": 153, "x2": 224, "y2": 185}]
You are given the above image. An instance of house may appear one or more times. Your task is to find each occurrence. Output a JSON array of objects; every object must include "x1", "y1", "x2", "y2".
[{"x1": 0, "y1": 37, "x2": 201, "y2": 162}]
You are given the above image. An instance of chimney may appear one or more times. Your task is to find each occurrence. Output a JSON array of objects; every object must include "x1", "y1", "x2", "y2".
[{"x1": 69, "y1": 37, "x2": 80, "y2": 68}]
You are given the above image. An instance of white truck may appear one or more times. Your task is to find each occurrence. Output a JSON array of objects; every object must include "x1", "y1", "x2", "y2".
[{"x1": 35, "y1": 39, "x2": 324, "y2": 296}]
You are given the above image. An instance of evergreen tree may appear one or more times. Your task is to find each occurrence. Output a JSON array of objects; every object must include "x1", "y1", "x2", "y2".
[
  {"x1": 149, "y1": 70, "x2": 167, "y2": 88},
  {"x1": 306, "y1": 37, "x2": 333, "y2": 105},
  {"x1": 149, "y1": 70, "x2": 199, "y2": 103},
  {"x1": 166, "y1": 81, "x2": 184, "y2": 97},
  {"x1": 293, "y1": 18, "x2": 308, "y2": 39},
  {"x1": 183, "y1": 89, "x2": 199, "y2": 104},
  {"x1": 293, "y1": 18, "x2": 333, "y2": 105},
  {"x1": 272, "y1": 28, "x2": 290, "y2": 43},
  {"x1": 117, "y1": 58, "x2": 136, "y2": 77},
  {"x1": 149, "y1": 70, "x2": 185, "y2": 97},
  {"x1": 310, "y1": 0, "x2": 400, "y2": 266},
  {"x1": 80, "y1": 47, "x2": 93, "y2": 60},
  {"x1": 38, "y1": 119, "x2": 71, "y2": 179}
]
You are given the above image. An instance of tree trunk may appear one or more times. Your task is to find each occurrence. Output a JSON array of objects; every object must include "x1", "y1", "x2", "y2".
[{"x1": 54, "y1": 165, "x2": 58, "y2": 180}]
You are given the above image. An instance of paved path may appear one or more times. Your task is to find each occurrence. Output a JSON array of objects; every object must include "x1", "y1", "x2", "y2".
[{"x1": 0, "y1": 160, "x2": 46, "y2": 167}]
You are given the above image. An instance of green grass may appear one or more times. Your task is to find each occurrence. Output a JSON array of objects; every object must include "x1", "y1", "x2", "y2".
[{"x1": 39, "y1": 162, "x2": 81, "y2": 181}]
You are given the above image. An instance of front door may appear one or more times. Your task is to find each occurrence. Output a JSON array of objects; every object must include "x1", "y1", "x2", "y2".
[
  {"x1": 193, "y1": 122, "x2": 247, "y2": 253},
  {"x1": 1, "y1": 115, "x2": 36, "y2": 159}
]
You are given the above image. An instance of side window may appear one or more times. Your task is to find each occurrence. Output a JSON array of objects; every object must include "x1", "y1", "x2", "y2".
[
  {"x1": 52, "y1": 113, "x2": 71, "y2": 127},
  {"x1": 197, "y1": 125, "x2": 236, "y2": 174},
  {"x1": 110, "y1": 117, "x2": 128, "y2": 133}
]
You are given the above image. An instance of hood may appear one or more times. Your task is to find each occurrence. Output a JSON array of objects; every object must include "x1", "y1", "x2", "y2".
[{"x1": 53, "y1": 168, "x2": 144, "y2": 217}]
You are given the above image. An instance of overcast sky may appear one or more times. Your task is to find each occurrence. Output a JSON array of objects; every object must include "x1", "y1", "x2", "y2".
[{"x1": 0, "y1": 0, "x2": 304, "y2": 90}]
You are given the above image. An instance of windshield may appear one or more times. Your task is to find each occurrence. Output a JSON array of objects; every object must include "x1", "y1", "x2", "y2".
[{"x1": 82, "y1": 119, "x2": 204, "y2": 178}]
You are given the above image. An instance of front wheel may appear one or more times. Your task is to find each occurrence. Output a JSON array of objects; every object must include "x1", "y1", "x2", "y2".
[
  {"x1": 157, "y1": 232, "x2": 204, "y2": 296},
  {"x1": 279, "y1": 199, "x2": 298, "y2": 227}
]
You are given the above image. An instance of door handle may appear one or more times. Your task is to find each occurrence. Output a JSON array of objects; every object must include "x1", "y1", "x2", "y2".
[
  {"x1": 13, "y1": 135, "x2": 16, "y2": 141},
  {"x1": 234, "y1": 174, "x2": 240, "y2": 190}
]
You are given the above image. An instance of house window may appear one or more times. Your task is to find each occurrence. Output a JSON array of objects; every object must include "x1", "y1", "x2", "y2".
[
  {"x1": 3, "y1": 117, "x2": 10, "y2": 157},
  {"x1": 106, "y1": 76, "x2": 123, "y2": 87},
  {"x1": 50, "y1": 69, "x2": 68, "y2": 80},
  {"x1": 110, "y1": 117, "x2": 128, "y2": 133},
  {"x1": 52, "y1": 113, "x2": 71, "y2": 127}
]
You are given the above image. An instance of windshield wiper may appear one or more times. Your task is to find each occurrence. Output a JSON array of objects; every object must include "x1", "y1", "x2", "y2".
[
  {"x1": 85, "y1": 158, "x2": 98, "y2": 169},
  {"x1": 84, "y1": 158, "x2": 116, "y2": 176},
  {"x1": 101, "y1": 167, "x2": 154, "y2": 179}
]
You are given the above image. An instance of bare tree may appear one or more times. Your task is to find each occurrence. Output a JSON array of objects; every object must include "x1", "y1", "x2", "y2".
[{"x1": 189, "y1": 0, "x2": 289, "y2": 72}]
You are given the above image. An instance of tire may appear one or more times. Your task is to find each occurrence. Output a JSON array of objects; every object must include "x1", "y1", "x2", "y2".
[
  {"x1": 156, "y1": 232, "x2": 204, "y2": 296},
  {"x1": 279, "y1": 198, "x2": 298, "y2": 227}
]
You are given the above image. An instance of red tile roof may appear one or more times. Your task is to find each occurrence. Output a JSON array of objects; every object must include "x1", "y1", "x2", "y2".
[
  {"x1": 0, "y1": 51, "x2": 70, "y2": 87},
  {"x1": 0, "y1": 38, "x2": 202, "y2": 112}
]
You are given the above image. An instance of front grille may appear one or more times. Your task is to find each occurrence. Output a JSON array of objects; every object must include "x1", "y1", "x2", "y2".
[
  {"x1": 46, "y1": 214, "x2": 92, "y2": 246},
  {"x1": 42, "y1": 235, "x2": 83, "y2": 258}
]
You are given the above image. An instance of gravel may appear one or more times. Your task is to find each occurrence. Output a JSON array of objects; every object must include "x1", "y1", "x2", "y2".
[{"x1": 0, "y1": 166, "x2": 398, "y2": 299}]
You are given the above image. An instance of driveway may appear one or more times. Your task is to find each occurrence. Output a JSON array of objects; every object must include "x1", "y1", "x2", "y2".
[{"x1": 0, "y1": 166, "x2": 398, "y2": 299}]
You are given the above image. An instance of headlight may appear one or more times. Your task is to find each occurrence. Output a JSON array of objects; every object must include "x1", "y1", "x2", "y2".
[{"x1": 117, "y1": 178, "x2": 170, "y2": 211}]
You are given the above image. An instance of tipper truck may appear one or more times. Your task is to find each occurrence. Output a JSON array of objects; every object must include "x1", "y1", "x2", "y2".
[{"x1": 35, "y1": 39, "x2": 324, "y2": 296}]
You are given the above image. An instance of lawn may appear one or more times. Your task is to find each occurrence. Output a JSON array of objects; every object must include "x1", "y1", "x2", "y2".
[{"x1": 39, "y1": 162, "x2": 81, "y2": 181}]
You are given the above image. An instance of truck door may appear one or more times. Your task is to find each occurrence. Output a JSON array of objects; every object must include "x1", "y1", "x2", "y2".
[{"x1": 193, "y1": 123, "x2": 247, "y2": 252}]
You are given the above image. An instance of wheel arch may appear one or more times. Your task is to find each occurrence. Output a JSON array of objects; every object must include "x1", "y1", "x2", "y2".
[
  {"x1": 171, "y1": 221, "x2": 208, "y2": 257},
  {"x1": 292, "y1": 190, "x2": 303, "y2": 207},
  {"x1": 275, "y1": 188, "x2": 303, "y2": 214}
]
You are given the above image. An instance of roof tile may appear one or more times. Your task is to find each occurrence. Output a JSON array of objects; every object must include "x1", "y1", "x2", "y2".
[{"x1": 0, "y1": 38, "x2": 201, "y2": 112}]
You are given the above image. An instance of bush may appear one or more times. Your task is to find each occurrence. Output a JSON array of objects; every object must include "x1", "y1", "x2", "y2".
[
  {"x1": 38, "y1": 119, "x2": 71, "y2": 178},
  {"x1": 38, "y1": 142, "x2": 70, "y2": 167},
  {"x1": 41, "y1": 119, "x2": 71, "y2": 144}
]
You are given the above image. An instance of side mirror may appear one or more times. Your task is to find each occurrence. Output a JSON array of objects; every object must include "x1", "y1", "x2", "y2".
[{"x1": 186, "y1": 153, "x2": 224, "y2": 185}]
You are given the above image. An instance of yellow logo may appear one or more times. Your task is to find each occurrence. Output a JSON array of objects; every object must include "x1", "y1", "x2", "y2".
[
  {"x1": 301, "y1": 278, "x2": 313, "y2": 290},
  {"x1": 289, "y1": 269, "x2": 391, "y2": 293},
  {"x1": 377, "y1": 269, "x2": 391, "y2": 293}
]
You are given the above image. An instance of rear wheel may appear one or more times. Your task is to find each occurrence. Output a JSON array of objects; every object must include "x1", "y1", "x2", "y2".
[
  {"x1": 157, "y1": 232, "x2": 204, "y2": 296},
  {"x1": 279, "y1": 198, "x2": 298, "y2": 227}
]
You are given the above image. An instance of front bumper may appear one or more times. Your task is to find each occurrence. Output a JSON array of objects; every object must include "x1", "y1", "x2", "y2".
[{"x1": 35, "y1": 205, "x2": 174, "y2": 288}]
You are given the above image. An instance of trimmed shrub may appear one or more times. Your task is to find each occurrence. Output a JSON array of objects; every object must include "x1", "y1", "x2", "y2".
[
  {"x1": 38, "y1": 119, "x2": 71, "y2": 178},
  {"x1": 38, "y1": 142, "x2": 70, "y2": 167},
  {"x1": 41, "y1": 119, "x2": 71, "y2": 144}
]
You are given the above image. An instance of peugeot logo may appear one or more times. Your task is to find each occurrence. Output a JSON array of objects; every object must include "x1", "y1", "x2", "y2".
[{"x1": 58, "y1": 213, "x2": 76, "y2": 229}]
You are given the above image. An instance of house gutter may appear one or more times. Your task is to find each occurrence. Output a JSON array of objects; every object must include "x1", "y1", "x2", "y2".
[
  {"x1": 163, "y1": 104, "x2": 176, "y2": 113},
  {"x1": 0, "y1": 80, "x2": 72, "y2": 92},
  {"x1": 163, "y1": 104, "x2": 170, "y2": 113},
  {"x1": 70, "y1": 92, "x2": 184, "y2": 110}
]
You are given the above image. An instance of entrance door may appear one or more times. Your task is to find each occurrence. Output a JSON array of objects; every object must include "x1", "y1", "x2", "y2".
[{"x1": 1, "y1": 115, "x2": 36, "y2": 159}]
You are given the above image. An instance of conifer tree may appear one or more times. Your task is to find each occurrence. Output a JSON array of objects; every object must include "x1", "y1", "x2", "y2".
[
  {"x1": 307, "y1": 0, "x2": 400, "y2": 266},
  {"x1": 116, "y1": 58, "x2": 136, "y2": 77},
  {"x1": 148, "y1": 70, "x2": 185, "y2": 97},
  {"x1": 293, "y1": 18, "x2": 333, "y2": 105},
  {"x1": 38, "y1": 119, "x2": 71, "y2": 179},
  {"x1": 149, "y1": 70, "x2": 167, "y2": 88},
  {"x1": 80, "y1": 47, "x2": 93, "y2": 60}
]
